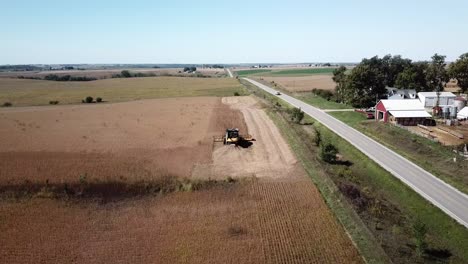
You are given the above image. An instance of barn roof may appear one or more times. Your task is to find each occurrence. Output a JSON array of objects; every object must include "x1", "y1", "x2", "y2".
[
  {"x1": 379, "y1": 99, "x2": 426, "y2": 111},
  {"x1": 389, "y1": 110, "x2": 431, "y2": 118}
]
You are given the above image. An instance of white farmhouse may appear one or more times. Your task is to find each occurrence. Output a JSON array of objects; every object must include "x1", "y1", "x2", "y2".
[{"x1": 418, "y1": 92, "x2": 456, "y2": 107}]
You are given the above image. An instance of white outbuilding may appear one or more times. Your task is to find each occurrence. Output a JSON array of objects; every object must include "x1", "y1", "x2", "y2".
[
  {"x1": 418, "y1": 92, "x2": 456, "y2": 107},
  {"x1": 458, "y1": 107, "x2": 468, "y2": 120}
]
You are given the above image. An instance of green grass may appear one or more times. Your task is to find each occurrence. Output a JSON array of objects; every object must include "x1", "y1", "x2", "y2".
[
  {"x1": 329, "y1": 111, "x2": 368, "y2": 127},
  {"x1": 243, "y1": 79, "x2": 468, "y2": 263},
  {"x1": 330, "y1": 111, "x2": 468, "y2": 195},
  {"x1": 0, "y1": 77, "x2": 247, "y2": 106},
  {"x1": 235, "y1": 69, "x2": 272, "y2": 76},
  {"x1": 297, "y1": 93, "x2": 353, "y2": 109}
]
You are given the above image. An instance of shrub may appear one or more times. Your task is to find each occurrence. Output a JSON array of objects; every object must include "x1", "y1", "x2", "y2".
[
  {"x1": 289, "y1": 107, "x2": 304, "y2": 124},
  {"x1": 49, "y1": 100, "x2": 59, "y2": 105},
  {"x1": 314, "y1": 127, "x2": 322, "y2": 146},
  {"x1": 338, "y1": 183, "x2": 369, "y2": 210},
  {"x1": 2, "y1": 102, "x2": 12, "y2": 107},
  {"x1": 96, "y1": 97, "x2": 103, "y2": 103},
  {"x1": 320, "y1": 142, "x2": 338, "y2": 163},
  {"x1": 234, "y1": 92, "x2": 240, "y2": 96},
  {"x1": 413, "y1": 219, "x2": 428, "y2": 257},
  {"x1": 121, "y1": 70, "x2": 132, "y2": 78},
  {"x1": 85, "y1": 96, "x2": 93, "y2": 103}
]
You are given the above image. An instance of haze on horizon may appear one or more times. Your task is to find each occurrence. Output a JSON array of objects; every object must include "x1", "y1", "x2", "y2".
[{"x1": 2, "y1": 0, "x2": 468, "y2": 65}]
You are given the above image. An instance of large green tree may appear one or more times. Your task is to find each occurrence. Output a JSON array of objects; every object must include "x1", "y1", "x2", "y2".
[
  {"x1": 448, "y1": 53, "x2": 468, "y2": 93},
  {"x1": 345, "y1": 56, "x2": 387, "y2": 107},
  {"x1": 395, "y1": 62, "x2": 430, "y2": 92},
  {"x1": 332, "y1": 66, "x2": 347, "y2": 103},
  {"x1": 426, "y1": 54, "x2": 449, "y2": 93},
  {"x1": 382, "y1": 54, "x2": 412, "y2": 87}
]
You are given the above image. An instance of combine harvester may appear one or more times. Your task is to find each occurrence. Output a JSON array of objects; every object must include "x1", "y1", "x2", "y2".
[{"x1": 214, "y1": 128, "x2": 255, "y2": 146}]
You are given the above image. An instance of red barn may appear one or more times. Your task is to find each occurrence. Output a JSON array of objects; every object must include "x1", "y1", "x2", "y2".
[{"x1": 375, "y1": 99, "x2": 432, "y2": 126}]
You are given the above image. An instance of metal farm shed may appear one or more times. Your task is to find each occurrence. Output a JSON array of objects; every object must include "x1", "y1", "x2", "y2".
[{"x1": 418, "y1": 92, "x2": 456, "y2": 107}]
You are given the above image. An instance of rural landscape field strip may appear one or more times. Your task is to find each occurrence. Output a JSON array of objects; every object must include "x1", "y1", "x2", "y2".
[
  {"x1": 244, "y1": 77, "x2": 468, "y2": 229},
  {"x1": 251, "y1": 180, "x2": 362, "y2": 263},
  {"x1": 0, "y1": 77, "x2": 245, "y2": 106},
  {"x1": 0, "y1": 90, "x2": 363, "y2": 263}
]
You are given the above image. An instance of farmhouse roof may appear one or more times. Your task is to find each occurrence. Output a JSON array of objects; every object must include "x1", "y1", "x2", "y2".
[
  {"x1": 389, "y1": 110, "x2": 431, "y2": 118},
  {"x1": 379, "y1": 99, "x2": 426, "y2": 111}
]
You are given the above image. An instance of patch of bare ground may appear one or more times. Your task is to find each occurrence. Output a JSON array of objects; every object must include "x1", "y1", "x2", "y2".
[
  {"x1": 193, "y1": 96, "x2": 303, "y2": 180},
  {"x1": 0, "y1": 97, "x2": 231, "y2": 184},
  {"x1": 260, "y1": 75, "x2": 336, "y2": 92}
]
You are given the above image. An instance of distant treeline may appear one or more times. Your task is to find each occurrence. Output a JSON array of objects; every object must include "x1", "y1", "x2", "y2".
[
  {"x1": 112, "y1": 70, "x2": 157, "y2": 78},
  {"x1": 1, "y1": 65, "x2": 43, "y2": 71},
  {"x1": 18, "y1": 75, "x2": 97, "y2": 82}
]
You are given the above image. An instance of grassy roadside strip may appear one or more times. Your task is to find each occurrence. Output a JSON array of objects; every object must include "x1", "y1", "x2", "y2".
[
  {"x1": 329, "y1": 111, "x2": 468, "y2": 195},
  {"x1": 242, "y1": 79, "x2": 468, "y2": 263},
  {"x1": 240, "y1": 79, "x2": 390, "y2": 263},
  {"x1": 267, "y1": 110, "x2": 390, "y2": 264}
]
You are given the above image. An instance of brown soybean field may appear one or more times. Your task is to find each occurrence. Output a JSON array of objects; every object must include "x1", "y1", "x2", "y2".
[{"x1": 0, "y1": 77, "x2": 362, "y2": 263}]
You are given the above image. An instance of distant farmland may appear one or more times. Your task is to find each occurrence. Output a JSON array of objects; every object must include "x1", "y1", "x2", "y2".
[
  {"x1": 235, "y1": 68, "x2": 336, "y2": 77},
  {"x1": 0, "y1": 77, "x2": 246, "y2": 107}
]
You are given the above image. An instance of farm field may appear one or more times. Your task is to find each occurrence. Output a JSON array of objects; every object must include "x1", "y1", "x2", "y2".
[
  {"x1": 258, "y1": 75, "x2": 336, "y2": 92},
  {"x1": 0, "y1": 94, "x2": 362, "y2": 263},
  {"x1": 0, "y1": 97, "x2": 246, "y2": 184},
  {"x1": 0, "y1": 77, "x2": 245, "y2": 107},
  {"x1": 0, "y1": 67, "x2": 226, "y2": 79},
  {"x1": 235, "y1": 67, "x2": 336, "y2": 77},
  {"x1": 0, "y1": 179, "x2": 362, "y2": 264}
]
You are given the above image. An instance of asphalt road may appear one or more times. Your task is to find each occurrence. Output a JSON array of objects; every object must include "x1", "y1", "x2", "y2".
[{"x1": 244, "y1": 77, "x2": 468, "y2": 228}]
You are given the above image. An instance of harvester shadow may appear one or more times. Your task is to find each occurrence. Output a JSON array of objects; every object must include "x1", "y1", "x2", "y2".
[{"x1": 237, "y1": 139, "x2": 255, "y2": 148}]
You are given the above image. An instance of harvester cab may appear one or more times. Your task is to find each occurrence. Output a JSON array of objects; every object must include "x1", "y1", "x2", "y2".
[{"x1": 224, "y1": 128, "x2": 240, "y2": 145}]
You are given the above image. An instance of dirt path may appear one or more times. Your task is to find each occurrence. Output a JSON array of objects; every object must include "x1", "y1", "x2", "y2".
[{"x1": 193, "y1": 96, "x2": 303, "y2": 180}]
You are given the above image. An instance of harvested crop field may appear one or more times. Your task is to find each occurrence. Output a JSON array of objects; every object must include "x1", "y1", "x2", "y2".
[
  {"x1": 0, "y1": 68, "x2": 226, "y2": 79},
  {"x1": 0, "y1": 77, "x2": 244, "y2": 106},
  {"x1": 0, "y1": 179, "x2": 362, "y2": 264},
  {"x1": 0, "y1": 95, "x2": 362, "y2": 263},
  {"x1": 0, "y1": 97, "x2": 246, "y2": 184},
  {"x1": 259, "y1": 75, "x2": 336, "y2": 92}
]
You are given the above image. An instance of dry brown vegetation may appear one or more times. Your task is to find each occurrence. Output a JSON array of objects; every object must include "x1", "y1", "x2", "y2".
[
  {"x1": 0, "y1": 95, "x2": 362, "y2": 263},
  {"x1": 260, "y1": 75, "x2": 336, "y2": 92},
  {"x1": 0, "y1": 179, "x2": 361, "y2": 264}
]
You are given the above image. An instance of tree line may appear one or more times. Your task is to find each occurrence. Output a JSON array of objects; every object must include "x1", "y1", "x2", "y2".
[{"x1": 333, "y1": 53, "x2": 468, "y2": 107}]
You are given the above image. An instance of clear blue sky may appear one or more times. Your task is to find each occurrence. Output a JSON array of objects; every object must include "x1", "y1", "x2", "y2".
[{"x1": 2, "y1": 0, "x2": 467, "y2": 64}]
